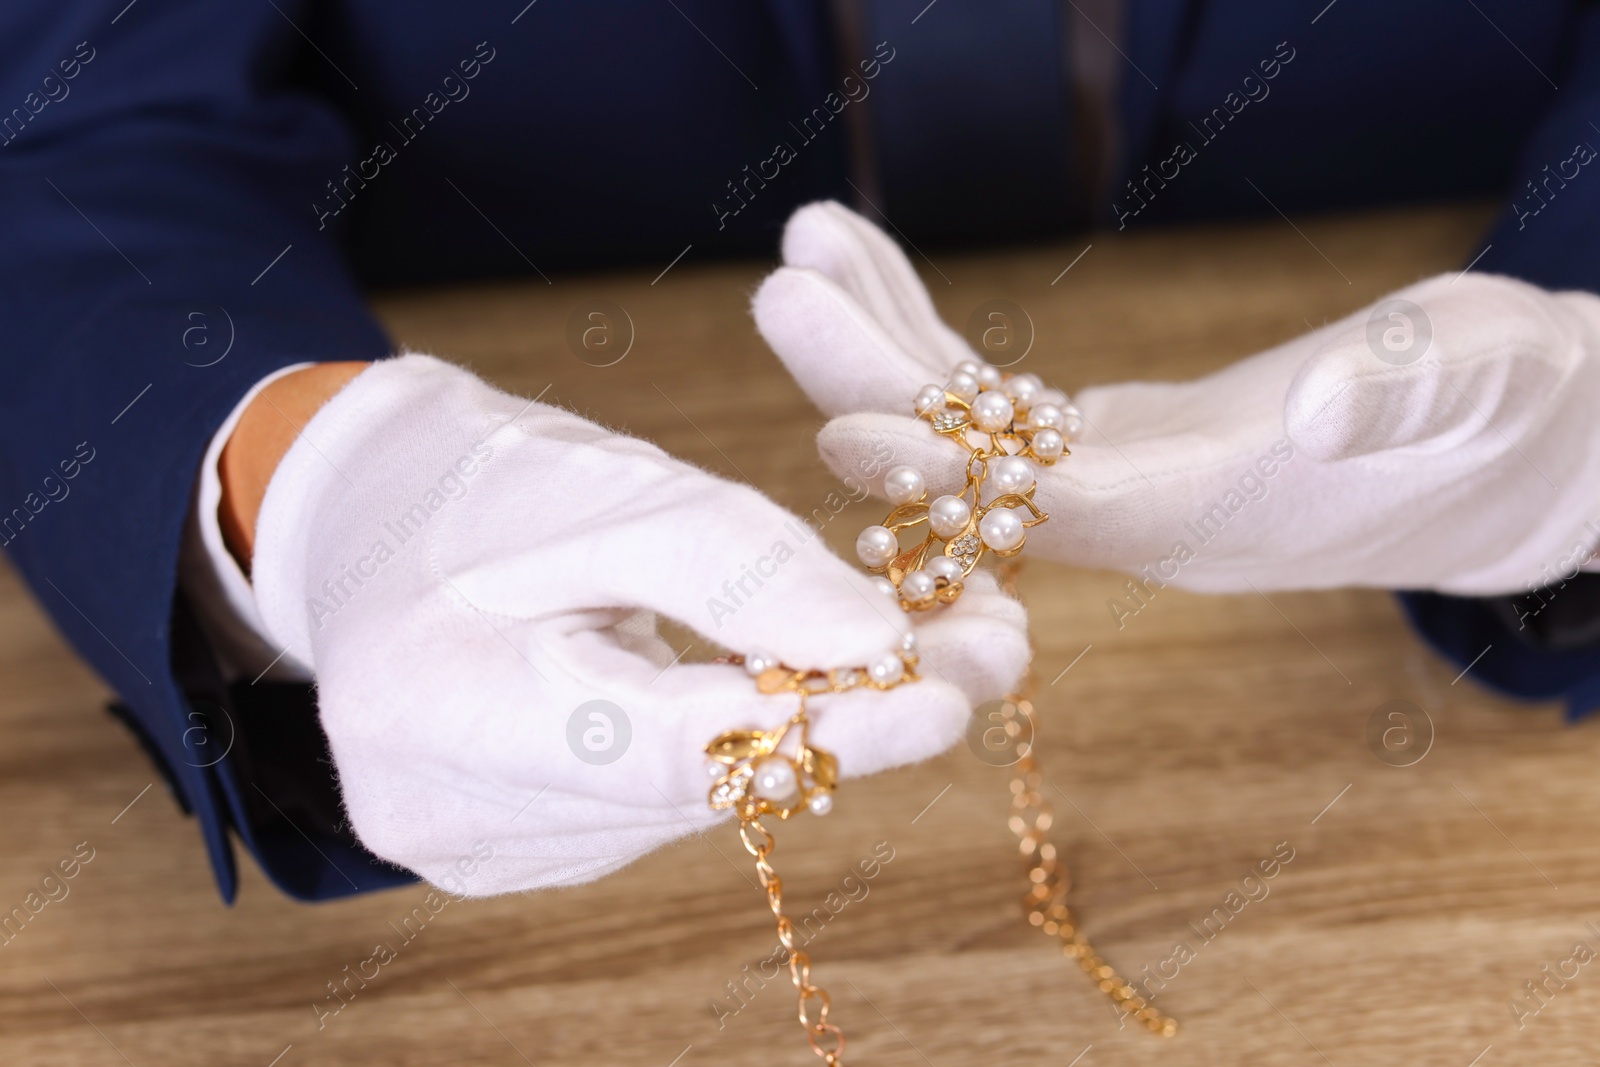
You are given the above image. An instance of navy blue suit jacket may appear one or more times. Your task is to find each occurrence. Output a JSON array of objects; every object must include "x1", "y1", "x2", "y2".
[{"x1": 1, "y1": 0, "x2": 1595, "y2": 902}]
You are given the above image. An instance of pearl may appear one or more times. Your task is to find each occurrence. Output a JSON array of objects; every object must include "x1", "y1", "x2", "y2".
[
  {"x1": 867, "y1": 651, "x2": 905, "y2": 686},
  {"x1": 901, "y1": 631, "x2": 918, "y2": 652},
  {"x1": 1003, "y1": 375, "x2": 1040, "y2": 414},
  {"x1": 928, "y1": 494, "x2": 972, "y2": 539},
  {"x1": 753, "y1": 757, "x2": 799, "y2": 801},
  {"x1": 744, "y1": 649, "x2": 779, "y2": 676},
  {"x1": 913, "y1": 384, "x2": 945, "y2": 415},
  {"x1": 946, "y1": 371, "x2": 981, "y2": 403},
  {"x1": 856, "y1": 525, "x2": 899, "y2": 568},
  {"x1": 953, "y1": 359, "x2": 982, "y2": 377},
  {"x1": 1032, "y1": 427, "x2": 1065, "y2": 461},
  {"x1": 883, "y1": 465, "x2": 926, "y2": 506},
  {"x1": 1036, "y1": 387, "x2": 1069, "y2": 409},
  {"x1": 925, "y1": 555, "x2": 964, "y2": 583},
  {"x1": 977, "y1": 365, "x2": 1003, "y2": 390},
  {"x1": 988, "y1": 455, "x2": 1035, "y2": 496},
  {"x1": 807, "y1": 791, "x2": 834, "y2": 816},
  {"x1": 979, "y1": 507, "x2": 1026, "y2": 552},
  {"x1": 1060, "y1": 403, "x2": 1085, "y2": 442},
  {"x1": 970, "y1": 391, "x2": 1014, "y2": 432},
  {"x1": 1028, "y1": 403, "x2": 1065, "y2": 432},
  {"x1": 900, "y1": 570, "x2": 937, "y2": 605},
  {"x1": 872, "y1": 576, "x2": 898, "y2": 598}
]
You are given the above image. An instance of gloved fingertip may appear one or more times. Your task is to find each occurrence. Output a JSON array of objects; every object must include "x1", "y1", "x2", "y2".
[
  {"x1": 910, "y1": 571, "x2": 1031, "y2": 703},
  {"x1": 752, "y1": 269, "x2": 925, "y2": 417},
  {"x1": 816, "y1": 414, "x2": 968, "y2": 496},
  {"x1": 697, "y1": 519, "x2": 912, "y2": 672},
  {"x1": 750, "y1": 267, "x2": 814, "y2": 338},
  {"x1": 780, "y1": 200, "x2": 858, "y2": 269},
  {"x1": 806, "y1": 676, "x2": 971, "y2": 778},
  {"x1": 778, "y1": 202, "x2": 977, "y2": 373}
]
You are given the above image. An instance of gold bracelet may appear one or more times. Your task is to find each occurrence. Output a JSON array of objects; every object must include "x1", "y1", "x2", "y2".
[{"x1": 704, "y1": 363, "x2": 1175, "y2": 1065}]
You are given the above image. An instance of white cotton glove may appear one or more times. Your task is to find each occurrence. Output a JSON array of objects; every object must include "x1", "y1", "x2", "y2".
[
  {"x1": 754, "y1": 201, "x2": 1600, "y2": 596},
  {"x1": 248, "y1": 355, "x2": 1027, "y2": 895}
]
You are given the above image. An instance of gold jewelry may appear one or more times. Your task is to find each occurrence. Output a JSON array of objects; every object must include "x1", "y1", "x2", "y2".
[
  {"x1": 855, "y1": 377, "x2": 1055, "y2": 608},
  {"x1": 705, "y1": 655, "x2": 919, "y2": 821},
  {"x1": 704, "y1": 656, "x2": 919, "y2": 1066},
  {"x1": 705, "y1": 367, "x2": 1175, "y2": 1064},
  {"x1": 995, "y1": 564, "x2": 1178, "y2": 1037}
]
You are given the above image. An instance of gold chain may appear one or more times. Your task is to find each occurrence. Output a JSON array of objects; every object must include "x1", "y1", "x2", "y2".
[
  {"x1": 740, "y1": 811, "x2": 847, "y2": 1065},
  {"x1": 996, "y1": 567, "x2": 1177, "y2": 1037},
  {"x1": 706, "y1": 665, "x2": 919, "y2": 1065}
]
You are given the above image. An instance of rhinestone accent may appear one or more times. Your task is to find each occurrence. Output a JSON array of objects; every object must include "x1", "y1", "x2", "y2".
[
  {"x1": 948, "y1": 533, "x2": 980, "y2": 568},
  {"x1": 710, "y1": 768, "x2": 751, "y2": 807}
]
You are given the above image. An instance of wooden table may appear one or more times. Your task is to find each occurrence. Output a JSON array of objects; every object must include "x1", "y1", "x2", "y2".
[{"x1": 6, "y1": 202, "x2": 1593, "y2": 1066}]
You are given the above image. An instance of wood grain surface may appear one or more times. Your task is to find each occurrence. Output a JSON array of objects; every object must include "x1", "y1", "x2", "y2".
[{"x1": 5, "y1": 202, "x2": 1592, "y2": 1067}]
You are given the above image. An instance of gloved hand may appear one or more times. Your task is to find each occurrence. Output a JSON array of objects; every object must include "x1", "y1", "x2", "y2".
[
  {"x1": 249, "y1": 355, "x2": 1028, "y2": 894},
  {"x1": 754, "y1": 201, "x2": 1600, "y2": 596}
]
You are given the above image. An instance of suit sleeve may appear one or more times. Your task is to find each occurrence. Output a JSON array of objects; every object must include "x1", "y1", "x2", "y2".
[
  {"x1": 0, "y1": 1, "x2": 406, "y2": 899},
  {"x1": 1398, "y1": 3, "x2": 1600, "y2": 718}
]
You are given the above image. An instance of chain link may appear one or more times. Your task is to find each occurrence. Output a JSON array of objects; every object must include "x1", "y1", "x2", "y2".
[
  {"x1": 740, "y1": 814, "x2": 848, "y2": 1065},
  {"x1": 997, "y1": 563, "x2": 1177, "y2": 1037},
  {"x1": 999, "y1": 686, "x2": 1177, "y2": 1035}
]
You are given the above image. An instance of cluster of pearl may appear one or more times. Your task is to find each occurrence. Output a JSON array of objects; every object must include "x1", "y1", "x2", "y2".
[
  {"x1": 704, "y1": 636, "x2": 921, "y2": 819},
  {"x1": 705, "y1": 736, "x2": 837, "y2": 816},
  {"x1": 913, "y1": 361, "x2": 1084, "y2": 456},
  {"x1": 705, "y1": 359, "x2": 1075, "y2": 824},
  {"x1": 854, "y1": 360, "x2": 1080, "y2": 610}
]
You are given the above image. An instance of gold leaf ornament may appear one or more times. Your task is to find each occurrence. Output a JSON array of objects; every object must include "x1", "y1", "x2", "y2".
[
  {"x1": 801, "y1": 744, "x2": 838, "y2": 792},
  {"x1": 705, "y1": 729, "x2": 772, "y2": 765}
]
